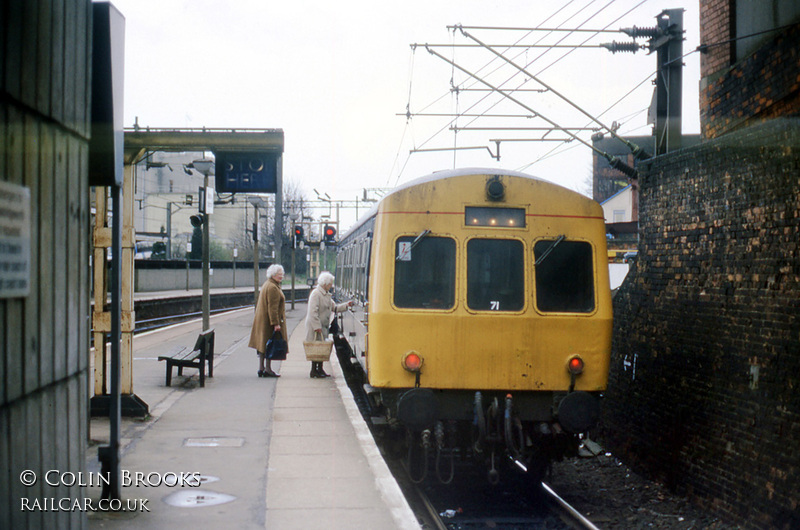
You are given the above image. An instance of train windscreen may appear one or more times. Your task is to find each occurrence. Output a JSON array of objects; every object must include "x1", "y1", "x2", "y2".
[
  {"x1": 466, "y1": 239, "x2": 525, "y2": 311},
  {"x1": 394, "y1": 236, "x2": 456, "y2": 309},
  {"x1": 533, "y1": 240, "x2": 595, "y2": 312}
]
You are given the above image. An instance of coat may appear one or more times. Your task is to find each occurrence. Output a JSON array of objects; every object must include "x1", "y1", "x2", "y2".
[
  {"x1": 304, "y1": 286, "x2": 349, "y2": 342},
  {"x1": 249, "y1": 277, "x2": 287, "y2": 354}
]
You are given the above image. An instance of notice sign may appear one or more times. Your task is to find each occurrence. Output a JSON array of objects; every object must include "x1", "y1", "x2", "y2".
[{"x1": 0, "y1": 181, "x2": 31, "y2": 298}]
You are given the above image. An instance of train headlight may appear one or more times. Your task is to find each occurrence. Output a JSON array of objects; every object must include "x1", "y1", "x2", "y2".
[
  {"x1": 567, "y1": 355, "x2": 584, "y2": 375},
  {"x1": 402, "y1": 351, "x2": 423, "y2": 373}
]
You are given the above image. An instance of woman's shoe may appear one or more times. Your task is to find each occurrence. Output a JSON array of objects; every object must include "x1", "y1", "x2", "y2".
[
  {"x1": 265, "y1": 369, "x2": 280, "y2": 378},
  {"x1": 258, "y1": 370, "x2": 265, "y2": 378}
]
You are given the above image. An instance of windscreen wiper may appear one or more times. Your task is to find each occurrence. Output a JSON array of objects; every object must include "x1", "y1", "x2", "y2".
[
  {"x1": 396, "y1": 229, "x2": 431, "y2": 261},
  {"x1": 535, "y1": 235, "x2": 566, "y2": 266}
]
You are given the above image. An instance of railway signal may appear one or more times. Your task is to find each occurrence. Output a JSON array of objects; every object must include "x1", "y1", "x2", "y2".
[
  {"x1": 293, "y1": 225, "x2": 304, "y2": 246},
  {"x1": 323, "y1": 224, "x2": 336, "y2": 244},
  {"x1": 189, "y1": 213, "x2": 205, "y2": 228}
]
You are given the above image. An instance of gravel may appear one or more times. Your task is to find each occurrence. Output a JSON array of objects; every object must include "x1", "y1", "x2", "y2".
[{"x1": 547, "y1": 448, "x2": 740, "y2": 529}]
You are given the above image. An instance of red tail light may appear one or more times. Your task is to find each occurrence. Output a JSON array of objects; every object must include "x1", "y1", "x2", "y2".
[
  {"x1": 402, "y1": 351, "x2": 423, "y2": 373},
  {"x1": 567, "y1": 356, "x2": 584, "y2": 375}
]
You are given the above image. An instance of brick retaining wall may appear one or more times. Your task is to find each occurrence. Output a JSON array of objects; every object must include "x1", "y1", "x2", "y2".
[{"x1": 601, "y1": 119, "x2": 800, "y2": 529}]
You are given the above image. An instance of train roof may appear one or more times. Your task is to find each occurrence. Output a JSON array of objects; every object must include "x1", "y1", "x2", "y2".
[
  {"x1": 391, "y1": 167, "x2": 546, "y2": 194},
  {"x1": 339, "y1": 167, "x2": 572, "y2": 241}
]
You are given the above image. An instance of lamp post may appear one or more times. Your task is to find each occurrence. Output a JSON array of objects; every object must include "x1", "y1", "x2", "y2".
[
  {"x1": 248, "y1": 196, "x2": 267, "y2": 306},
  {"x1": 192, "y1": 158, "x2": 214, "y2": 331},
  {"x1": 289, "y1": 212, "x2": 299, "y2": 310}
]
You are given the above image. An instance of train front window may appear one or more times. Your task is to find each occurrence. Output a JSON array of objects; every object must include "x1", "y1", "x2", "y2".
[
  {"x1": 534, "y1": 240, "x2": 595, "y2": 312},
  {"x1": 394, "y1": 236, "x2": 456, "y2": 309},
  {"x1": 467, "y1": 239, "x2": 524, "y2": 311}
]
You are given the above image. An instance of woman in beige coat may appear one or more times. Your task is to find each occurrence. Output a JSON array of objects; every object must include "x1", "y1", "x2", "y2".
[
  {"x1": 249, "y1": 264, "x2": 286, "y2": 377},
  {"x1": 305, "y1": 271, "x2": 353, "y2": 378}
]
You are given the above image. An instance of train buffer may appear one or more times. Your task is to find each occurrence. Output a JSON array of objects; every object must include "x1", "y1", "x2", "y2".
[{"x1": 158, "y1": 329, "x2": 215, "y2": 387}]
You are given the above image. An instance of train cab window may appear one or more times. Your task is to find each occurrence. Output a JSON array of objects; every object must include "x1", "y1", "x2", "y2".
[
  {"x1": 467, "y1": 239, "x2": 524, "y2": 311},
  {"x1": 394, "y1": 236, "x2": 456, "y2": 309},
  {"x1": 533, "y1": 240, "x2": 594, "y2": 312}
]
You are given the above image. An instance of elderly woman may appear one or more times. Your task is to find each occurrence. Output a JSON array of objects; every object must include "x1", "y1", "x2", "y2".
[
  {"x1": 249, "y1": 264, "x2": 286, "y2": 378},
  {"x1": 305, "y1": 271, "x2": 353, "y2": 378}
]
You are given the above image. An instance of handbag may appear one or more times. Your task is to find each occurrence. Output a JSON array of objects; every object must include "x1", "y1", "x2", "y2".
[{"x1": 265, "y1": 331, "x2": 288, "y2": 360}]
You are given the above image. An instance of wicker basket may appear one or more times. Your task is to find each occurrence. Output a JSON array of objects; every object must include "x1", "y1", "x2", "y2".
[{"x1": 303, "y1": 338, "x2": 333, "y2": 362}]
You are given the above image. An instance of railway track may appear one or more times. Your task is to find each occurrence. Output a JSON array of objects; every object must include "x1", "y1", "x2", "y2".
[
  {"x1": 400, "y1": 462, "x2": 602, "y2": 530},
  {"x1": 333, "y1": 337, "x2": 603, "y2": 530}
]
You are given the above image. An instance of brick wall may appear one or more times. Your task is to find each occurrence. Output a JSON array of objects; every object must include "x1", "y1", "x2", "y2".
[
  {"x1": 601, "y1": 119, "x2": 800, "y2": 529},
  {"x1": 700, "y1": 11, "x2": 800, "y2": 139},
  {"x1": 699, "y1": 0, "x2": 733, "y2": 81}
]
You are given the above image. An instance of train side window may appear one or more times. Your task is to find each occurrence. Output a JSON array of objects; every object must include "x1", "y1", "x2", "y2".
[
  {"x1": 394, "y1": 236, "x2": 456, "y2": 309},
  {"x1": 533, "y1": 240, "x2": 595, "y2": 312},
  {"x1": 467, "y1": 239, "x2": 525, "y2": 311}
]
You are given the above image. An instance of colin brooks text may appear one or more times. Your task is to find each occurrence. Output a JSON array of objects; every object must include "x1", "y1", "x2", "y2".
[
  {"x1": 37, "y1": 470, "x2": 202, "y2": 488},
  {"x1": 21, "y1": 498, "x2": 149, "y2": 512}
]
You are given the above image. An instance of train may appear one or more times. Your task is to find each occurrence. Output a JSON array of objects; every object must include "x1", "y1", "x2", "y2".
[{"x1": 332, "y1": 168, "x2": 612, "y2": 484}]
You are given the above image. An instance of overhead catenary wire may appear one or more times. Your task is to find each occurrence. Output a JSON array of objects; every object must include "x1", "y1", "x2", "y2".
[
  {"x1": 395, "y1": 1, "x2": 587, "y2": 165},
  {"x1": 458, "y1": 26, "x2": 650, "y2": 160},
  {"x1": 472, "y1": 0, "x2": 650, "y2": 175},
  {"x1": 444, "y1": 0, "x2": 646, "y2": 175},
  {"x1": 417, "y1": 0, "x2": 621, "y2": 148},
  {"x1": 424, "y1": 45, "x2": 638, "y2": 178},
  {"x1": 422, "y1": 43, "x2": 640, "y2": 49},
  {"x1": 517, "y1": 72, "x2": 653, "y2": 174},
  {"x1": 448, "y1": 25, "x2": 622, "y2": 33},
  {"x1": 393, "y1": 0, "x2": 658, "y2": 186},
  {"x1": 663, "y1": 21, "x2": 800, "y2": 67}
]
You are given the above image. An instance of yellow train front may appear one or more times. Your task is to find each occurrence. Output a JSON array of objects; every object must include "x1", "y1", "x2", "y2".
[{"x1": 334, "y1": 168, "x2": 612, "y2": 483}]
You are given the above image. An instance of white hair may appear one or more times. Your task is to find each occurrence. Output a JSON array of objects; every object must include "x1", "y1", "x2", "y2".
[
  {"x1": 266, "y1": 264, "x2": 285, "y2": 279},
  {"x1": 317, "y1": 271, "x2": 335, "y2": 288}
]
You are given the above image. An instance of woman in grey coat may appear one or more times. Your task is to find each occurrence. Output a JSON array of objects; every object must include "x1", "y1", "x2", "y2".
[{"x1": 305, "y1": 271, "x2": 353, "y2": 378}]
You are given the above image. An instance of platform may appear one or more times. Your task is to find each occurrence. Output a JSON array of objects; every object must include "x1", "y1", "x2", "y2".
[{"x1": 86, "y1": 303, "x2": 420, "y2": 529}]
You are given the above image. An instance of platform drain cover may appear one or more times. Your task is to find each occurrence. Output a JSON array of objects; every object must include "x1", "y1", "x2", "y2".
[
  {"x1": 162, "y1": 474, "x2": 219, "y2": 487},
  {"x1": 163, "y1": 489, "x2": 236, "y2": 508},
  {"x1": 183, "y1": 437, "x2": 245, "y2": 447}
]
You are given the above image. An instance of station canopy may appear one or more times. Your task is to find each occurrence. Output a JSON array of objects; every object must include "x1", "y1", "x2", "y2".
[{"x1": 124, "y1": 128, "x2": 284, "y2": 193}]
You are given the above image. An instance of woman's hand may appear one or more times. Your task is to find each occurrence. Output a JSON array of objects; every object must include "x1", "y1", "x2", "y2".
[
  {"x1": 274, "y1": 325, "x2": 281, "y2": 332},
  {"x1": 314, "y1": 328, "x2": 323, "y2": 334}
]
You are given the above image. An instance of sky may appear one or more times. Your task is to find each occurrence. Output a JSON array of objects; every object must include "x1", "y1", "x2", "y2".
[{"x1": 111, "y1": 0, "x2": 701, "y2": 230}]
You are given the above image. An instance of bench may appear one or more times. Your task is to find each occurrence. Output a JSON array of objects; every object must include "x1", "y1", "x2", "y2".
[{"x1": 158, "y1": 329, "x2": 215, "y2": 387}]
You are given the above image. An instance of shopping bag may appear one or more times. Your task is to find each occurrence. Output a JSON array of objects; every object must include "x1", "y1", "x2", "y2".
[{"x1": 303, "y1": 331, "x2": 333, "y2": 362}]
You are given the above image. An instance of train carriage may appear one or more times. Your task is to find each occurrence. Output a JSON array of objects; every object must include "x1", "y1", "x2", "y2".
[{"x1": 334, "y1": 168, "x2": 612, "y2": 483}]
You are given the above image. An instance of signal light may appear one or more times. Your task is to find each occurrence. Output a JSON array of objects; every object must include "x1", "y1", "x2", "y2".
[
  {"x1": 323, "y1": 224, "x2": 336, "y2": 243},
  {"x1": 402, "y1": 351, "x2": 423, "y2": 373},
  {"x1": 293, "y1": 225, "x2": 304, "y2": 241},
  {"x1": 567, "y1": 356, "x2": 584, "y2": 375},
  {"x1": 189, "y1": 214, "x2": 205, "y2": 228}
]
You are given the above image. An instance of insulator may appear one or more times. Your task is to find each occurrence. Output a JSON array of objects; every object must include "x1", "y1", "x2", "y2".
[
  {"x1": 600, "y1": 41, "x2": 641, "y2": 54},
  {"x1": 609, "y1": 156, "x2": 639, "y2": 179},
  {"x1": 621, "y1": 25, "x2": 659, "y2": 39},
  {"x1": 631, "y1": 144, "x2": 652, "y2": 161}
]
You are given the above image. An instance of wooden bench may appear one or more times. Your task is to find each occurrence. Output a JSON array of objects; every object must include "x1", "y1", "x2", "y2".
[{"x1": 158, "y1": 329, "x2": 215, "y2": 387}]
